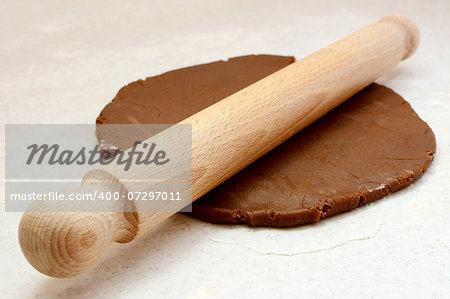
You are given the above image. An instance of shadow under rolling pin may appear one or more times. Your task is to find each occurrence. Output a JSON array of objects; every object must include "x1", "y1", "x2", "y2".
[{"x1": 19, "y1": 15, "x2": 419, "y2": 278}]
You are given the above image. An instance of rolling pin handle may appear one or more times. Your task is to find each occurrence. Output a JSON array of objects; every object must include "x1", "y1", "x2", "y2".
[{"x1": 379, "y1": 15, "x2": 420, "y2": 60}]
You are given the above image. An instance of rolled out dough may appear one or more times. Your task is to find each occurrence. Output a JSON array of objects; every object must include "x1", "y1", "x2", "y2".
[{"x1": 97, "y1": 55, "x2": 435, "y2": 227}]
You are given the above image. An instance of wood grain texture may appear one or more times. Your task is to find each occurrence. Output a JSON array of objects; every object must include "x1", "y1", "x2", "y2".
[{"x1": 19, "y1": 15, "x2": 419, "y2": 277}]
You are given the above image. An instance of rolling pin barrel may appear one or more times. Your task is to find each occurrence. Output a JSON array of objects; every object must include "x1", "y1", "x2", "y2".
[{"x1": 19, "y1": 15, "x2": 419, "y2": 277}]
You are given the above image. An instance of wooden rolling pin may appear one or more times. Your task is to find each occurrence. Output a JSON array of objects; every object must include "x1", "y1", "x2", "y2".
[{"x1": 19, "y1": 15, "x2": 419, "y2": 278}]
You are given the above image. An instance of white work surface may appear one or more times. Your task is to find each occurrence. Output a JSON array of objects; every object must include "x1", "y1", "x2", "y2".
[{"x1": 1, "y1": 0, "x2": 449, "y2": 298}]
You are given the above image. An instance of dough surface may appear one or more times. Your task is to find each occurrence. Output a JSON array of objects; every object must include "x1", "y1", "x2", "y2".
[{"x1": 97, "y1": 55, "x2": 435, "y2": 227}]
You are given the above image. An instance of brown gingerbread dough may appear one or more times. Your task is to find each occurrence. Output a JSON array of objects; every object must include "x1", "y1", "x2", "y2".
[{"x1": 97, "y1": 55, "x2": 435, "y2": 227}]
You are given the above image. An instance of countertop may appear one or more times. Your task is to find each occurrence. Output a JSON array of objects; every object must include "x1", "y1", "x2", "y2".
[{"x1": 1, "y1": 0, "x2": 449, "y2": 298}]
